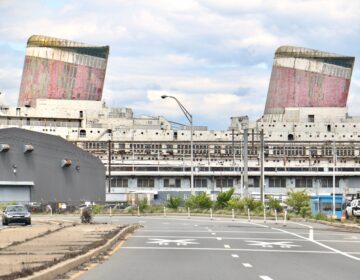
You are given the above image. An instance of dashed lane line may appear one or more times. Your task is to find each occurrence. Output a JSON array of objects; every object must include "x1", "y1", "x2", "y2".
[
  {"x1": 242, "y1": 263, "x2": 252, "y2": 268},
  {"x1": 231, "y1": 254, "x2": 239, "y2": 258},
  {"x1": 224, "y1": 244, "x2": 230, "y2": 248}
]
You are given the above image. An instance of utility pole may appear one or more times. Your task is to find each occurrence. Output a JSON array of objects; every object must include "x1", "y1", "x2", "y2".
[
  {"x1": 108, "y1": 139, "x2": 112, "y2": 193},
  {"x1": 260, "y1": 129, "x2": 265, "y2": 205},
  {"x1": 332, "y1": 140, "x2": 336, "y2": 218},
  {"x1": 243, "y1": 128, "x2": 249, "y2": 197}
]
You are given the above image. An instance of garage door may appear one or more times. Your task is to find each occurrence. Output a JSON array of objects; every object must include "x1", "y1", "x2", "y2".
[{"x1": 0, "y1": 186, "x2": 30, "y2": 202}]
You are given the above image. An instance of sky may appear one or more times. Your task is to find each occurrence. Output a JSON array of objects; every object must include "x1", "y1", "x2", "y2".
[{"x1": 0, "y1": 0, "x2": 359, "y2": 130}]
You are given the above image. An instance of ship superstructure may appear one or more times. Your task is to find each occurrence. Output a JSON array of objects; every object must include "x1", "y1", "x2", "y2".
[{"x1": 1, "y1": 39, "x2": 359, "y2": 203}]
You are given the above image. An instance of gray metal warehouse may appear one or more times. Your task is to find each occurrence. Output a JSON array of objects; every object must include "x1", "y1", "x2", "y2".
[{"x1": 0, "y1": 128, "x2": 105, "y2": 204}]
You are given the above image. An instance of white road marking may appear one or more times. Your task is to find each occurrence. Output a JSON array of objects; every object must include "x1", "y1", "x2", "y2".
[
  {"x1": 147, "y1": 238, "x2": 199, "y2": 246},
  {"x1": 134, "y1": 236, "x2": 305, "y2": 241},
  {"x1": 194, "y1": 225, "x2": 198, "y2": 227},
  {"x1": 309, "y1": 228, "x2": 314, "y2": 241},
  {"x1": 273, "y1": 227, "x2": 360, "y2": 262},
  {"x1": 141, "y1": 230, "x2": 288, "y2": 234},
  {"x1": 231, "y1": 254, "x2": 239, "y2": 258},
  {"x1": 259, "y1": 276, "x2": 273, "y2": 280},
  {"x1": 163, "y1": 222, "x2": 170, "y2": 225},
  {"x1": 249, "y1": 222, "x2": 269, "y2": 228},
  {"x1": 211, "y1": 232, "x2": 216, "y2": 235},
  {"x1": 246, "y1": 240, "x2": 300, "y2": 248},
  {"x1": 224, "y1": 244, "x2": 230, "y2": 248},
  {"x1": 345, "y1": 236, "x2": 359, "y2": 240},
  {"x1": 242, "y1": 263, "x2": 252, "y2": 268},
  {"x1": 123, "y1": 247, "x2": 337, "y2": 254}
]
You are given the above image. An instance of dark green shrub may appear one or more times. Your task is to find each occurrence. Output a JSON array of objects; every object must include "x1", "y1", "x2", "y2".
[
  {"x1": 243, "y1": 197, "x2": 263, "y2": 212},
  {"x1": 216, "y1": 188, "x2": 235, "y2": 209},
  {"x1": 267, "y1": 197, "x2": 283, "y2": 212},
  {"x1": 185, "y1": 193, "x2": 212, "y2": 209},
  {"x1": 166, "y1": 196, "x2": 182, "y2": 209}
]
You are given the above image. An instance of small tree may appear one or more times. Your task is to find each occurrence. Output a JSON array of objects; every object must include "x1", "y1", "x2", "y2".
[
  {"x1": 185, "y1": 193, "x2": 212, "y2": 209},
  {"x1": 166, "y1": 196, "x2": 182, "y2": 209},
  {"x1": 285, "y1": 191, "x2": 311, "y2": 217},
  {"x1": 216, "y1": 188, "x2": 235, "y2": 209}
]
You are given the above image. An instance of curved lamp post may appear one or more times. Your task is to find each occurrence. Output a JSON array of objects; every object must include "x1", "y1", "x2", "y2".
[{"x1": 161, "y1": 95, "x2": 194, "y2": 194}]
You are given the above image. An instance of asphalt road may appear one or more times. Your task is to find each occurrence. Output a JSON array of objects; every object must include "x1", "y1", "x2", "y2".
[{"x1": 66, "y1": 215, "x2": 360, "y2": 280}]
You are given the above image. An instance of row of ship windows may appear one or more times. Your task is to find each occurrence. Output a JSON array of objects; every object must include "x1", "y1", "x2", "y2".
[
  {"x1": 109, "y1": 176, "x2": 342, "y2": 189},
  {"x1": 83, "y1": 143, "x2": 357, "y2": 157}
]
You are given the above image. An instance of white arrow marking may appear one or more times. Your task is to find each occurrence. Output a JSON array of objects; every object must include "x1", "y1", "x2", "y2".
[
  {"x1": 147, "y1": 238, "x2": 199, "y2": 246},
  {"x1": 246, "y1": 240, "x2": 300, "y2": 248}
]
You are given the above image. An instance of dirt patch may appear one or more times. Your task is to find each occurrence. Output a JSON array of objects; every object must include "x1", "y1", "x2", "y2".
[{"x1": 0, "y1": 221, "x2": 133, "y2": 279}]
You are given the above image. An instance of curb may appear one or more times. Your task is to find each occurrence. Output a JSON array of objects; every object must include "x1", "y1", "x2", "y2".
[
  {"x1": 292, "y1": 218, "x2": 360, "y2": 232},
  {"x1": 21, "y1": 224, "x2": 141, "y2": 280}
]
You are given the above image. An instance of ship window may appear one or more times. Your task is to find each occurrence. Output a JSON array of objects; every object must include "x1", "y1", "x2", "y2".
[
  {"x1": 308, "y1": 115, "x2": 314, "y2": 123},
  {"x1": 288, "y1": 134, "x2": 294, "y2": 141},
  {"x1": 327, "y1": 125, "x2": 331, "y2": 132}
]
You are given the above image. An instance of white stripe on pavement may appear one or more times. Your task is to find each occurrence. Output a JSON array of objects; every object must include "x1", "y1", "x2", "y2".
[
  {"x1": 259, "y1": 276, "x2": 273, "y2": 280},
  {"x1": 224, "y1": 244, "x2": 230, "y2": 248},
  {"x1": 273, "y1": 227, "x2": 360, "y2": 262},
  {"x1": 216, "y1": 237, "x2": 222, "y2": 241},
  {"x1": 242, "y1": 263, "x2": 252, "y2": 268},
  {"x1": 231, "y1": 254, "x2": 239, "y2": 258}
]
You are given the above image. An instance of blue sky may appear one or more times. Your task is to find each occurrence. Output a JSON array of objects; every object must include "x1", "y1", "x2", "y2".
[{"x1": 0, "y1": 0, "x2": 359, "y2": 129}]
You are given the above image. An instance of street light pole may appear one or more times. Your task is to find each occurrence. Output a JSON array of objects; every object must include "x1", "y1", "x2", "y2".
[
  {"x1": 332, "y1": 140, "x2": 336, "y2": 218},
  {"x1": 161, "y1": 95, "x2": 194, "y2": 194}
]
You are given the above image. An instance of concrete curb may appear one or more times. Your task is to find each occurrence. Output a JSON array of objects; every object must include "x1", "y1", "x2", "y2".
[
  {"x1": 292, "y1": 218, "x2": 360, "y2": 232},
  {"x1": 21, "y1": 224, "x2": 141, "y2": 280}
]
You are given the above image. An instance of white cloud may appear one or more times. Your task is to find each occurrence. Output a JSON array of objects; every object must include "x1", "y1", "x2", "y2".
[{"x1": 0, "y1": 0, "x2": 359, "y2": 129}]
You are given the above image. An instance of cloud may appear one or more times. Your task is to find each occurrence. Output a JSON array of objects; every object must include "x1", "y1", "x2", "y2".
[{"x1": 0, "y1": 0, "x2": 359, "y2": 129}]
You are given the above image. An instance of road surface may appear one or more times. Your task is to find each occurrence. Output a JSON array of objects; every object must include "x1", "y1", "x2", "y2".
[{"x1": 70, "y1": 215, "x2": 360, "y2": 280}]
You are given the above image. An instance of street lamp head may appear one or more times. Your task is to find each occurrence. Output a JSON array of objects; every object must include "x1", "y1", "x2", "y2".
[{"x1": 161, "y1": 95, "x2": 168, "y2": 99}]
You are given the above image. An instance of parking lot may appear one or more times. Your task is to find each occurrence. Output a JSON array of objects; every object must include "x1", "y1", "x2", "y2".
[{"x1": 69, "y1": 216, "x2": 360, "y2": 280}]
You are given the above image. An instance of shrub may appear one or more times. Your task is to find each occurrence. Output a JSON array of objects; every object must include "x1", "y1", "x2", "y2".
[
  {"x1": 216, "y1": 188, "x2": 235, "y2": 209},
  {"x1": 243, "y1": 197, "x2": 263, "y2": 212},
  {"x1": 91, "y1": 204, "x2": 103, "y2": 214},
  {"x1": 267, "y1": 197, "x2": 283, "y2": 212},
  {"x1": 138, "y1": 198, "x2": 149, "y2": 212},
  {"x1": 285, "y1": 191, "x2": 311, "y2": 217},
  {"x1": 166, "y1": 196, "x2": 182, "y2": 209},
  {"x1": 227, "y1": 197, "x2": 245, "y2": 211},
  {"x1": 185, "y1": 193, "x2": 212, "y2": 209}
]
